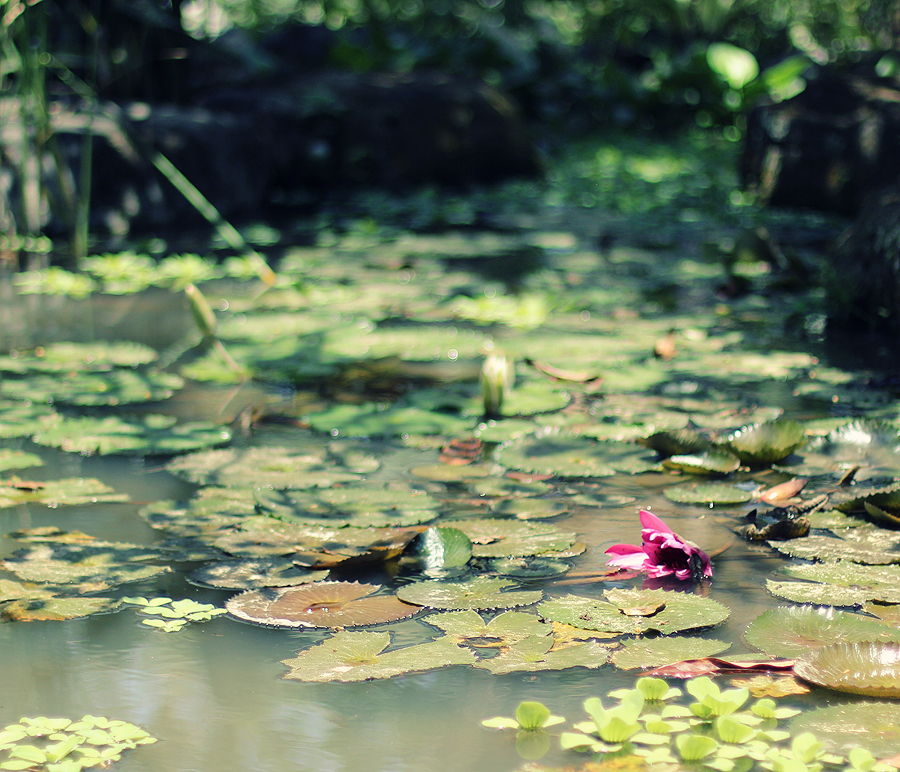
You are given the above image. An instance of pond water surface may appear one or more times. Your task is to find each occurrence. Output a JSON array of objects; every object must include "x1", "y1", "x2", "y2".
[{"x1": 0, "y1": 189, "x2": 898, "y2": 772}]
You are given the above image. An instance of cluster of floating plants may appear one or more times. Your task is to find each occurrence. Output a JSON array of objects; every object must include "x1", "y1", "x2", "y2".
[
  {"x1": 481, "y1": 677, "x2": 896, "y2": 770},
  {"x1": 120, "y1": 596, "x2": 227, "y2": 633},
  {"x1": 0, "y1": 715, "x2": 156, "y2": 772}
]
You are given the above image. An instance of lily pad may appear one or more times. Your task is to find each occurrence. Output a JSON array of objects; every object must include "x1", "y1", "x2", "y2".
[
  {"x1": 640, "y1": 429, "x2": 713, "y2": 457},
  {"x1": 0, "y1": 477, "x2": 128, "y2": 508},
  {"x1": 486, "y1": 556, "x2": 572, "y2": 578},
  {"x1": 490, "y1": 498, "x2": 568, "y2": 519},
  {"x1": 280, "y1": 630, "x2": 475, "y2": 682},
  {"x1": 724, "y1": 419, "x2": 806, "y2": 465},
  {"x1": 187, "y1": 558, "x2": 330, "y2": 590},
  {"x1": 662, "y1": 450, "x2": 741, "y2": 475},
  {"x1": 768, "y1": 529, "x2": 900, "y2": 565},
  {"x1": 789, "y1": 701, "x2": 900, "y2": 757},
  {"x1": 610, "y1": 636, "x2": 731, "y2": 670},
  {"x1": 441, "y1": 518, "x2": 578, "y2": 557},
  {"x1": 166, "y1": 444, "x2": 379, "y2": 489},
  {"x1": 743, "y1": 606, "x2": 900, "y2": 658},
  {"x1": 1, "y1": 544, "x2": 171, "y2": 586},
  {"x1": 0, "y1": 369, "x2": 184, "y2": 406},
  {"x1": 396, "y1": 577, "x2": 542, "y2": 610},
  {"x1": 794, "y1": 642, "x2": 900, "y2": 698},
  {"x1": 424, "y1": 609, "x2": 550, "y2": 645},
  {"x1": 226, "y1": 582, "x2": 420, "y2": 628},
  {"x1": 0, "y1": 398, "x2": 58, "y2": 439},
  {"x1": 255, "y1": 483, "x2": 440, "y2": 528},
  {"x1": 411, "y1": 527, "x2": 473, "y2": 570},
  {"x1": 0, "y1": 579, "x2": 120, "y2": 621},
  {"x1": 474, "y1": 635, "x2": 611, "y2": 674},
  {"x1": 0, "y1": 449, "x2": 43, "y2": 472},
  {"x1": 663, "y1": 482, "x2": 753, "y2": 506},
  {"x1": 496, "y1": 432, "x2": 618, "y2": 477},
  {"x1": 31, "y1": 413, "x2": 232, "y2": 455},
  {"x1": 0, "y1": 341, "x2": 158, "y2": 373},
  {"x1": 767, "y1": 562, "x2": 900, "y2": 605},
  {"x1": 538, "y1": 589, "x2": 730, "y2": 634},
  {"x1": 305, "y1": 402, "x2": 473, "y2": 438}
]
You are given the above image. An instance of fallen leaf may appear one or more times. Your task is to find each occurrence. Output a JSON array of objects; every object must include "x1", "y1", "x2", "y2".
[{"x1": 644, "y1": 656, "x2": 795, "y2": 678}]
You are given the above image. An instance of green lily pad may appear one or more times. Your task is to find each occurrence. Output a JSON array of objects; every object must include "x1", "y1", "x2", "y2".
[
  {"x1": 743, "y1": 606, "x2": 900, "y2": 658},
  {"x1": 441, "y1": 518, "x2": 578, "y2": 557},
  {"x1": 496, "y1": 432, "x2": 618, "y2": 477},
  {"x1": 166, "y1": 444, "x2": 379, "y2": 489},
  {"x1": 0, "y1": 369, "x2": 184, "y2": 406},
  {"x1": 767, "y1": 562, "x2": 900, "y2": 605},
  {"x1": 396, "y1": 577, "x2": 542, "y2": 610},
  {"x1": 0, "y1": 449, "x2": 43, "y2": 472},
  {"x1": 0, "y1": 341, "x2": 158, "y2": 373},
  {"x1": 640, "y1": 429, "x2": 713, "y2": 458},
  {"x1": 498, "y1": 380, "x2": 571, "y2": 416},
  {"x1": 1, "y1": 545, "x2": 170, "y2": 586},
  {"x1": 610, "y1": 636, "x2": 731, "y2": 669},
  {"x1": 724, "y1": 420, "x2": 806, "y2": 465},
  {"x1": 187, "y1": 559, "x2": 330, "y2": 590},
  {"x1": 280, "y1": 630, "x2": 475, "y2": 682},
  {"x1": 474, "y1": 419, "x2": 538, "y2": 443},
  {"x1": 31, "y1": 413, "x2": 232, "y2": 455},
  {"x1": 255, "y1": 483, "x2": 440, "y2": 527},
  {"x1": 474, "y1": 635, "x2": 612, "y2": 674},
  {"x1": 539, "y1": 589, "x2": 730, "y2": 634},
  {"x1": 0, "y1": 579, "x2": 120, "y2": 621},
  {"x1": 490, "y1": 498, "x2": 568, "y2": 519},
  {"x1": 790, "y1": 702, "x2": 900, "y2": 757},
  {"x1": 486, "y1": 556, "x2": 572, "y2": 578},
  {"x1": 662, "y1": 450, "x2": 741, "y2": 475},
  {"x1": 226, "y1": 581, "x2": 420, "y2": 628},
  {"x1": 0, "y1": 398, "x2": 57, "y2": 439},
  {"x1": 0, "y1": 477, "x2": 128, "y2": 508},
  {"x1": 423, "y1": 609, "x2": 550, "y2": 644},
  {"x1": 794, "y1": 642, "x2": 900, "y2": 698},
  {"x1": 412, "y1": 527, "x2": 473, "y2": 570},
  {"x1": 768, "y1": 529, "x2": 900, "y2": 564},
  {"x1": 467, "y1": 475, "x2": 552, "y2": 498},
  {"x1": 305, "y1": 402, "x2": 473, "y2": 438},
  {"x1": 663, "y1": 482, "x2": 753, "y2": 505}
]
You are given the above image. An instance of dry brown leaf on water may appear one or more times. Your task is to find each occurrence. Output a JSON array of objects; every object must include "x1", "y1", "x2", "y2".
[
  {"x1": 644, "y1": 656, "x2": 796, "y2": 678},
  {"x1": 653, "y1": 330, "x2": 677, "y2": 361}
]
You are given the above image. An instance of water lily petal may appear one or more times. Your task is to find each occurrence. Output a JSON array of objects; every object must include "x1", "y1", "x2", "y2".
[{"x1": 639, "y1": 510, "x2": 673, "y2": 534}]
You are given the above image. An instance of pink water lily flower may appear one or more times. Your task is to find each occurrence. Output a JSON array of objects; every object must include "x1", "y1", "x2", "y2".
[{"x1": 605, "y1": 510, "x2": 713, "y2": 581}]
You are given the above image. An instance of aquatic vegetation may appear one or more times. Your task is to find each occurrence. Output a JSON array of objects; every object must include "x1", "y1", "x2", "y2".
[
  {"x1": 121, "y1": 596, "x2": 227, "y2": 633},
  {"x1": 793, "y1": 642, "x2": 900, "y2": 698},
  {"x1": 226, "y1": 581, "x2": 421, "y2": 628},
  {"x1": 0, "y1": 715, "x2": 156, "y2": 771},
  {"x1": 396, "y1": 577, "x2": 542, "y2": 611},
  {"x1": 744, "y1": 606, "x2": 900, "y2": 659},
  {"x1": 605, "y1": 510, "x2": 713, "y2": 581}
]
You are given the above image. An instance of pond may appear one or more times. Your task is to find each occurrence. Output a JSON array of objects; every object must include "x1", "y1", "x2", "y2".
[{"x1": 2, "y1": 135, "x2": 900, "y2": 772}]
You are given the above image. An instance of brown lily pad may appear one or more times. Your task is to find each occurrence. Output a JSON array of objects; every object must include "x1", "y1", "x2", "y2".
[{"x1": 225, "y1": 581, "x2": 421, "y2": 628}]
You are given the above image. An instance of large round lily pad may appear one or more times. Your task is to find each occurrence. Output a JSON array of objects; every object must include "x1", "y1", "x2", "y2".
[
  {"x1": 743, "y1": 606, "x2": 900, "y2": 658},
  {"x1": 0, "y1": 341, "x2": 158, "y2": 373},
  {"x1": 767, "y1": 562, "x2": 900, "y2": 605},
  {"x1": 226, "y1": 582, "x2": 420, "y2": 628},
  {"x1": 0, "y1": 369, "x2": 184, "y2": 406},
  {"x1": 663, "y1": 482, "x2": 753, "y2": 506},
  {"x1": 188, "y1": 559, "x2": 329, "y2": 590},
  {"x1": 794, "y1": 642, "x2": 900, "y2": 698}
]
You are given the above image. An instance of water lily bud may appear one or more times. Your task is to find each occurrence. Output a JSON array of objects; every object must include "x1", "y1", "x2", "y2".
[{"x1": 481, "y1": 354, "x2": 514, "y2": 418}]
